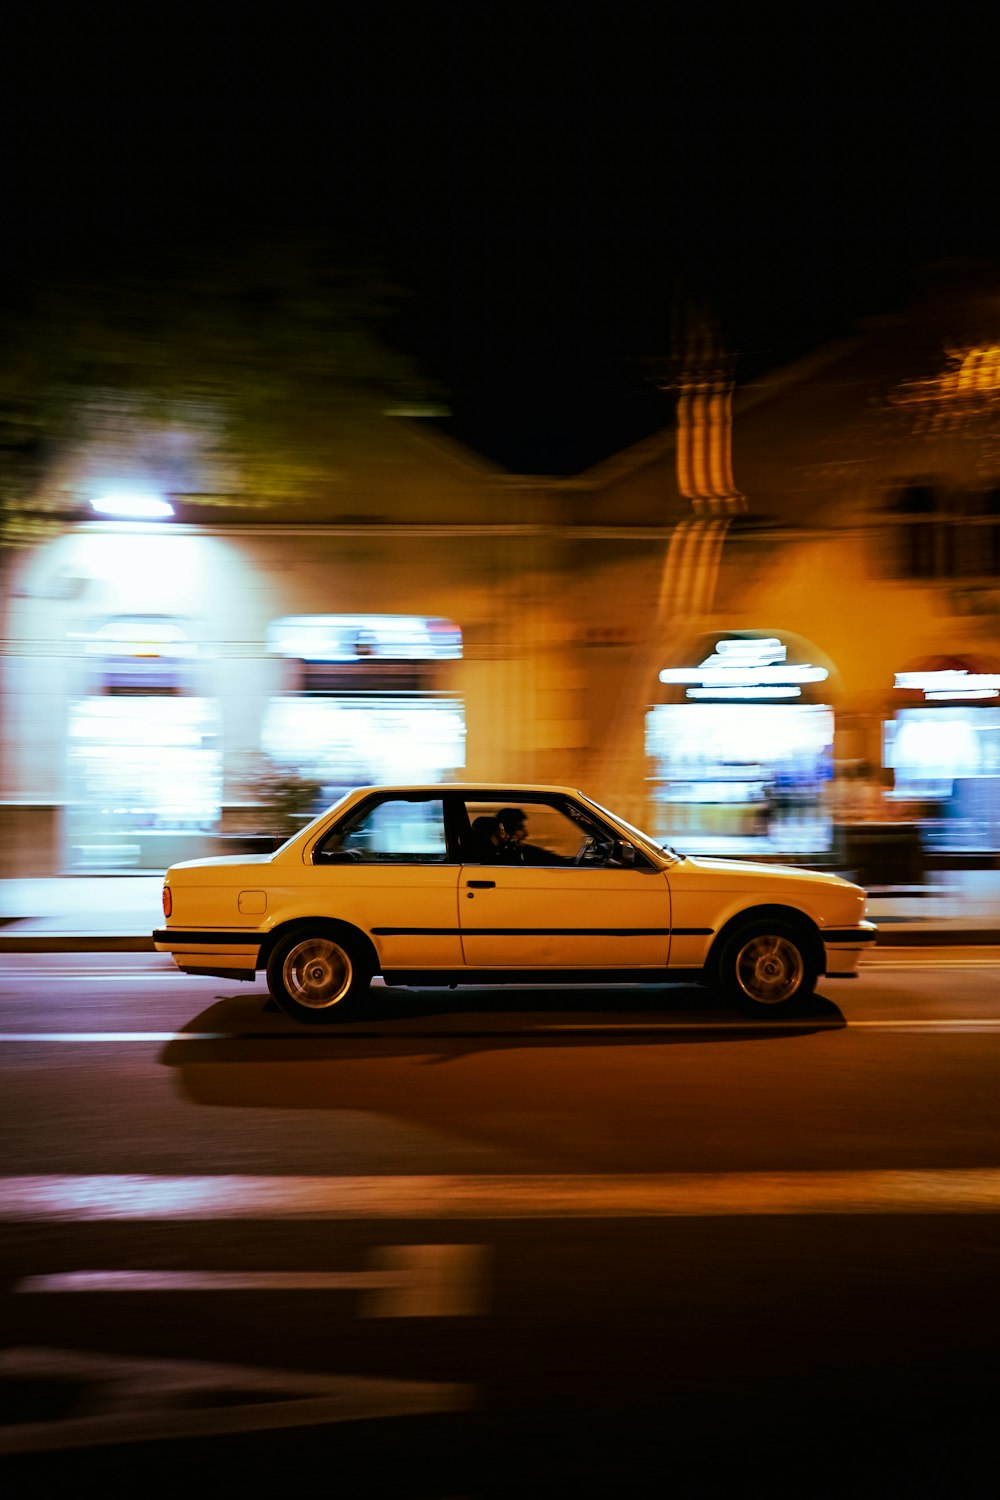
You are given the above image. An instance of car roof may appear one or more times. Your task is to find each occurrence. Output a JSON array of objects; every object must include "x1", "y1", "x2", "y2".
[{"x1": 347, "y1": 783, "x2": 587, "y2": 797}]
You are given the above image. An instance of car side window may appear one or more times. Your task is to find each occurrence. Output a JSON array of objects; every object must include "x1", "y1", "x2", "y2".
[
  {"x1": 314, "y1": 797, "x2": 448, "y2": 864},
  {"x1": 460, "y1": 797, "x2": 631, "y2": 866}
]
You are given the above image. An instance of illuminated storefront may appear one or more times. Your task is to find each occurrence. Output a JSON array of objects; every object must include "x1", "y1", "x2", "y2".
[
  {"x1": 886, "y1": 657, "x2": 1000, "y2": 852},
  {"x1": 65, "y1": 617, "x2": 221, "y2": 870},
  {"x1": 262, "y1": 615, "x2": 466, "y2": 802},
  {"x1": 646, "y1": 632, "x2": 836, "y2": 855}
]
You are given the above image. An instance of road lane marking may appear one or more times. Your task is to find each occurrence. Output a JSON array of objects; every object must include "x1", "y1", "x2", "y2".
[
  {"x1": 15, "y1": 1244, "x2": 487, "y2": 1317},
  {"x1": 866, "y1": 959, "x2": 1000, "y2": 969},
  {"x1": 0, "y1": 1346, "x2": 474, "y2": 1454},
  {"x1": 544, "y1": 1019, "x2": 1000, "y2": 1032},
  {"x1": 0, "y1": 973, "x2": 164, "y2": 980},
  {"x1": 4, "y1": 1017, "x2": 1000, "y2": 1043},
  {"x1": 6, "y1": 1170, "x2": 1000, "y2": 1219},
  {"x1": 0, "y1": 1032, "x2": 231, "y2": 1042},
  {"x1": 841, "y1": 1019, "x2": 1000, "y2": 1029}
]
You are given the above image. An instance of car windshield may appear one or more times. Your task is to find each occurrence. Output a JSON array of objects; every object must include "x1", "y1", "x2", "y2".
[{"x1": 579, "y1": 795, "x2": 684, "y2": 864}]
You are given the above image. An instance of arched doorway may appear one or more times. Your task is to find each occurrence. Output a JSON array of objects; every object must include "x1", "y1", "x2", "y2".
[
  {"x1": 646, "y1": 629, "x2": 840, "y2": 856},
  {"x1": 65, "y1": 615, "x2": 222, "y2": 869}
]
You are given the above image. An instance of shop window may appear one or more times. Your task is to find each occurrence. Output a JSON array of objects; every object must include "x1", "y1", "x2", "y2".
[
  {"x1": 65, "y1": 696, "x2": 222, "y2": 870},
  {"x1": 646, "y1": 701, "x2": 834, "y2": 856},
  {"x1": 886, "y1": 483, "x2": 947, "y2": 579},
  {"x1": 263, "y1": 614, "x2": 466, "y2": 801},
  {"x1": 885, "y1": 707, "x2": 1000, "y2": 853},
  {"x1": 261, "y1": 695, "x2": 466, "y2": 802}
]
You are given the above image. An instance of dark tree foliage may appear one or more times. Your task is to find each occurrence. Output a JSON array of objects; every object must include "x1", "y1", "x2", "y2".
[{"x1": 0, "y1": 232, "x2": 440, "y2": 545}]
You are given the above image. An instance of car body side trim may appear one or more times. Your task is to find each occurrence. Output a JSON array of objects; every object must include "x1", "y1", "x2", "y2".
[
  {"x1": 152, "y1": 930, "x2": 263, "y2": 945},
  {"x1": 371, "y1": 925, "x2": 704, "y2": 938},
  {"x1": 823, "y1": 927, "x2": 878, "y2": 944}
]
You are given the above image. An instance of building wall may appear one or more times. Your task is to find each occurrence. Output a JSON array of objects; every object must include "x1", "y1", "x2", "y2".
[
  {"x1": 4, "y1": 305, "x2": 999, "y2": 874},
  {"x1": 570, "y1": 307, "x2": 1000, "y2": 843},
  {"x1": 0, "y1": 515, "x2": 592, "y2": 874}
]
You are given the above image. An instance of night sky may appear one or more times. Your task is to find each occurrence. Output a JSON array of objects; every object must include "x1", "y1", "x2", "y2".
[{"x1": 6, "y1": 2, "x2": 999, "y2": 473}]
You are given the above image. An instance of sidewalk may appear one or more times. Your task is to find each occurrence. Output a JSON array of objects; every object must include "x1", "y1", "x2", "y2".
[
  {"x1": 2, "y1": 870, "x2": 1000, "y2": 951},
  {"x1": 0, "y1": 876, "x2": 165, "y2": 952}
]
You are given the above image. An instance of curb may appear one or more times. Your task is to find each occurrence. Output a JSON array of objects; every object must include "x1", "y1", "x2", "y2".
[
  {"x1": 0, "y1": 935, "x2": 157, "y2": 953},
  {"x1": 871, "y1": 929, "x2": 1000, "y2": 947}
]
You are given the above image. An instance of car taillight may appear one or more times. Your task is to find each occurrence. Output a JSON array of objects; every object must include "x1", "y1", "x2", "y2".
[{"x1": 162, "y1": 885, "x2": 172, "y2": 918}]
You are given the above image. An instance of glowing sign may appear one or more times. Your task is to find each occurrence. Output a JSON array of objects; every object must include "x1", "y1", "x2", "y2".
[
  {"x1": 268, "y1": 616, "x2": 462, "y2": 662},
  {"x1": 659, "y1": 638, "x2": 829, "y2": 700},
  {"x1": 894, "y1": 670, "x2": 1000, "y2": 701},
  {"x1": 91, "y1": 493, "x2": 175, "y2": 519}
]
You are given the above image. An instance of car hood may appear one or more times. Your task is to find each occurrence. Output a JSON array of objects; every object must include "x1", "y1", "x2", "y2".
[{"x1": 678, "y1": 855, "x2": 862, "y2": 894}]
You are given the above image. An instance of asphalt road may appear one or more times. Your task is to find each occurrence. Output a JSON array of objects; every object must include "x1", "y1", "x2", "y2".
[{"x1": 2, "y1": 952, "x2": 1000, "y2": 1496}]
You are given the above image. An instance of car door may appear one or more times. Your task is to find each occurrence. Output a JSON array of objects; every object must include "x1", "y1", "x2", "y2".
[
  {"x1": 454, "y1": 794, "x2": 672, "y2": 969},
  {"x1": 458, "y1": 862, "x2": 671, "y2": 969}
]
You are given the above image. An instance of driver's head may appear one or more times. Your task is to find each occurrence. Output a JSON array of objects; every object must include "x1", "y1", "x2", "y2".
[{"x1": 497, "y1": 807, "x2": 527, "y2": 842}]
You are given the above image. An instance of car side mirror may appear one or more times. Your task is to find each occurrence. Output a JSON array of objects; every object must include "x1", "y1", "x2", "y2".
[{"x1": 612, "y1": 840, "x2": 636, "y2": 866}]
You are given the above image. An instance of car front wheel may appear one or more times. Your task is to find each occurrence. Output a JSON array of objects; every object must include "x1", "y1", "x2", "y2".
[
  {"x1": 715, "y1": 919, "x2": 817, "y2": 1015},
  {"x1": 266, "y1": 926, "x2": 372, "y2": 1023}
]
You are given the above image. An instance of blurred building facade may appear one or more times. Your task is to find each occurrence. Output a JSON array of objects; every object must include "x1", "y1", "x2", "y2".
[{"x1": 2, "y1": 270, "x2": 999, "y2": 876}]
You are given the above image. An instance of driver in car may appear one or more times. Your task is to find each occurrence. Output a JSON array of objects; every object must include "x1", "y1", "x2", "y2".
[{"x1": 495, "y1": 807, "x2": 573, "y2": 865}]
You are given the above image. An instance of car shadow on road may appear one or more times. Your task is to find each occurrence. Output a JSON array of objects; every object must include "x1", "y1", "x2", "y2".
[
  {"x1": 157, "y1": 984, "x2": 851, "y2": 1152},
  {"x1": 159, "y1": 981, "x2": 847, "y2": 1079}
]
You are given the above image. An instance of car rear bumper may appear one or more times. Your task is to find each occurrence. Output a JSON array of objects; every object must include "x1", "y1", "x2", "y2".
[{"x1": 152, "y1": 928, "x2": 262, "y2": 979}]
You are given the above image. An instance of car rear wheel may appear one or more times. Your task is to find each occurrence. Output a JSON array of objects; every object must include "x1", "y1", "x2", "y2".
[
  {"x1": 266, "y1": 927, "x2": 372, "y2": 1023},
  {"x1": 715, "y1": 919, "x2": 817, "y2": 1015}
]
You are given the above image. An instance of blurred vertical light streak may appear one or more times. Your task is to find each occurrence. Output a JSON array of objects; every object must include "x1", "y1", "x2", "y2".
[
  {"x1": 678, "y1": 377, "x2": 744, "y2": 516},
  {"x1": 658, "y1": 517, "x2": 731, "y2": 618},
  {"x1": 690, "y1": 387, "x2": 711, "y2": 502},
  {"x1": 708, "y1": 385, "x2": 737, "y2": 506},
  {"x1": 589, "y1": 333, "x2": 747, "y2": 808}
]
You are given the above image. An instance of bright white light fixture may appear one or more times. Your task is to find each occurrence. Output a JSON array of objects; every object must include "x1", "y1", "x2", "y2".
[
  {"x1": 687, "y1": 685, "x2": 803, "y2": 699},
  {"x1": 895, "y1": 670, "x2": 1000, "y2": 697},
  {"x1": 925, "y1": 688, "x2": 999, "y2": 701},
  {"x1": 90, "y1": 493, "x2": 175, "y2": 520},
  {"x1": 659, "y1": 637, "x2": 829, "y2": 699}
]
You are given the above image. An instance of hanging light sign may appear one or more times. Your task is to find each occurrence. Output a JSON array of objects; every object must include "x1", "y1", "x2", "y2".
[
  {"x1": 659, "y1": 637, "x2": 829, "y2": 701},
  {"x1": 894, "y1": 668, "x2": 1000, "y2": 701}
]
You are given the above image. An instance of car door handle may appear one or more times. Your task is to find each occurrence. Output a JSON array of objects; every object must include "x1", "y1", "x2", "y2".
[{"x1": 466, "y1": 879, "x2": 496, "y2": 888}]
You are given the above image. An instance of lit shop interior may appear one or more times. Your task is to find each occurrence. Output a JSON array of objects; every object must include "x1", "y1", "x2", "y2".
[
  {"x1": 646, "y1": 634, "x2": 835, "y2": 855},
  {"x1": 65, "y1": 613, "x2": 465, "y2": 871},
  {"x1": 260, "y1": 615, "x2": 465, "y2": 805},
  {"x1": 65, "y1": 618, "x2": 222, "y2": 871},
  {"x1": 884, "y1": 660, "x2": 1000, "y2": 853}
]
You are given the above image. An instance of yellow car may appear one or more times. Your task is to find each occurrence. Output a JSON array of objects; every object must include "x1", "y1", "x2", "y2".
[{"x1": 154, "y1": 783, "x2": 875, "y2": 1022}]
